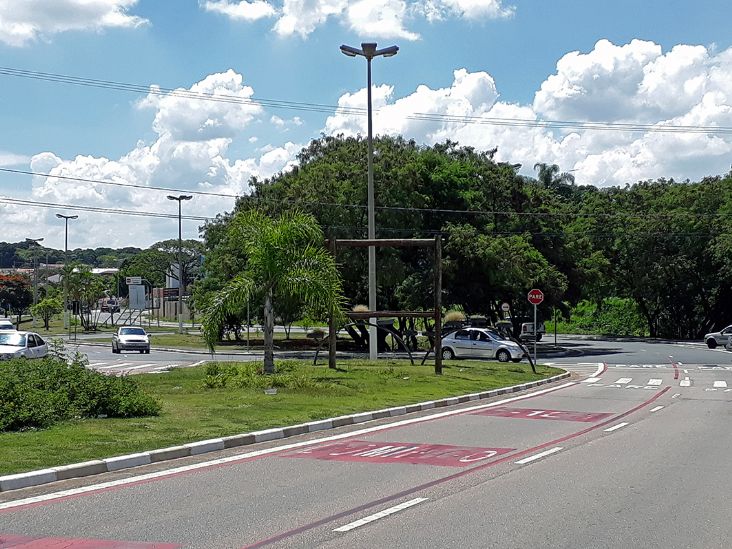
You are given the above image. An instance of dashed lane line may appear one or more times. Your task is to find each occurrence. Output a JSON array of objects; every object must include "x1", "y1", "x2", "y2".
[
  {"x1": 604, "y1": 422, "x2": 629, "y2": 433},
  {"x1": 514, "y1": 447, "x2": 563, "y2": 465},
  {"x1": 333, "y1": 498, "x2": 429, "y2": 533}
]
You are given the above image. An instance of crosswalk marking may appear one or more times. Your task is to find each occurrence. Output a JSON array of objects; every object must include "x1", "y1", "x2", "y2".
[
  {"x1": 713, "y1": 381, "x2": 728, "y2": 388},
  {"x1": 119, "y1": 363, "x2": 157, "y2": 371},
  {"x1": 647, "y1": 379, "x2": 663, "y2": 386},
  {"x1": 680, "y1": 377, "x2": 691, "y2": 387},
  {"x1": 582, "y1": 377, "x2": 601, "y2": 384},
  {"x1": 616, "y1": 378, "x2": 632, "y2": 384}
]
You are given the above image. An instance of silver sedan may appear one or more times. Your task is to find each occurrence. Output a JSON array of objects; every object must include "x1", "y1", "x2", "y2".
[{"x1": 441, "y1": 327, "x2": 525, "y2": 363}]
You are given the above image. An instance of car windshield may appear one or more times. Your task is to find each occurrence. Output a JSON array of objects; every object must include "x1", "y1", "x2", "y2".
[
  {"x1": 0, "y1": 333, "x2": 26, "y2": 346},
  {"x1": 120, "y1": 328, "x2": 146, "y2": 336}
]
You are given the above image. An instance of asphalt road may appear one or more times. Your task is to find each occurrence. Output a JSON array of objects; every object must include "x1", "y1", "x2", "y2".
[{"x1": 2, "y1": 338, "x2": 730, "y2": 547}]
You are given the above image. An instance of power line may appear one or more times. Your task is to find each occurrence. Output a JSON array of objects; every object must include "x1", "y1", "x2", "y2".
[
  {"x1": 4, "y1": 167, "x2": 732, "y2": 220},
  {"x1": 3, "y1": 66, "x2": 732, "y2": 135}
]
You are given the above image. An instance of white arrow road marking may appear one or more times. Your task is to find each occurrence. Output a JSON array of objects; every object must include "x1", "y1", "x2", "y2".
[
  {"x1": 647, "y1": 379, "x2": 663, "y2": 386},
  {"x1": 604, "y1": 422, "x2": 629, "y2": 432},
  {"x1": 333, "y1": 498, "x2": 429, "y2": 533},
  {"x1": 713, "y1": 381, "x2": 728, "y2": 388},
  {"x1": 515, "y1": 447, "x2": 563, "y2": 464},
  {"x1": 616, "y1": 378, "x2": 632, "y2": 384}
]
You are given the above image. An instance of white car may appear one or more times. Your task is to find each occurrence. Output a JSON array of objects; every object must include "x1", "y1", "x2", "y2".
[
  {"x1": 0, "y1": 331, "x2": 48, "y2": 360},
  {"x1": 112, "y1": 326, "x2": 151, "y2": 354},
  {"x1": 0, "y1": 319, "x2": 16, "y2": 331},
  {"x1": 441, "y1": 327, "x2": 526, "y2": 363}
]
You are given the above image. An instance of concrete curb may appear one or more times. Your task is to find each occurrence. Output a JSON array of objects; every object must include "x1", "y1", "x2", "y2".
[{"x1": 0, "y1": 371, "x2": 570, "y2": 492}]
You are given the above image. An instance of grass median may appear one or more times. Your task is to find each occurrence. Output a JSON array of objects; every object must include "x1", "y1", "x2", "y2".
[{"x1": 0, "y1": 359, "x2": 562, "y2": 475}]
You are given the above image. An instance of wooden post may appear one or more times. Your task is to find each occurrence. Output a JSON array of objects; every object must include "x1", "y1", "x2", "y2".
[
  {"x1": 434, "y1": 235, "x2": 443, "y2": 375},
  {"x1": 328, "y1": 238, "x2": 337, "y2": 370}
]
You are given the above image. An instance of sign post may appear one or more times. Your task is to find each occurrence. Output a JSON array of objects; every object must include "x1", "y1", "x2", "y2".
[{"x1": 527, "y1": 289, "x2": 544, "y2": 364}]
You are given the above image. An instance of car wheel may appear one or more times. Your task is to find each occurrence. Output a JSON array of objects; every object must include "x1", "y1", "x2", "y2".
[
  {"x1": 707, "y1": 339, "x2": 717, "y2": 349},
  {"x1": 112, "y1": 345, "x2": 119, "y2": 354},
  {"x1": 441, "y1": 347, "x2": 455, "y2": 360},
  {"x1": 496, "y1": 349, "x2": 511, "y2": 363},
  {"x1": 511, "y1": 358, "x2": 522, "y2": 363}
]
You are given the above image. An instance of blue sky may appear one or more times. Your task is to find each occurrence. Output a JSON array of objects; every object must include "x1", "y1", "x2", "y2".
[{"x1": 1, "y1": 0, "x2": 731, "y2": 249}]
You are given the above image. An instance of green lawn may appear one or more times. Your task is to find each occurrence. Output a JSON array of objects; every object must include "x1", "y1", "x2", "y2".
[{"x1": 0, "y1": 359, "x2": 562, "y2": 475}]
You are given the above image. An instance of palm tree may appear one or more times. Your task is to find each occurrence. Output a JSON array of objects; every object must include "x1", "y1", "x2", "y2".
[
  {"x1": 201, "y1": 210, "x2": 344, "y2": 374},
  {"x1": 533, "y1": 163, "x2": 575, "y2": 196}
]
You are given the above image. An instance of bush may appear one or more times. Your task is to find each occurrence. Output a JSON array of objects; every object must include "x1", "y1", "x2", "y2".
[
  {"x1": 0, "y1": 356, "x2": 161, "y2": 432},
  {"x1": 203, "y1": 361, "x2": 328, "y2": 390}
]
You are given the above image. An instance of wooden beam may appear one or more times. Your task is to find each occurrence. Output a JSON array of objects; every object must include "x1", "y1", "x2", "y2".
[{"x1": 328, "y1": 239, "x2": 435, "y2": 248}]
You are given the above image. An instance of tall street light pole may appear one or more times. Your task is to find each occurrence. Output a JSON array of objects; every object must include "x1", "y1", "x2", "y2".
[
  {"x1": 340, "y1": 41, "x2": 399, "y2": 361},
  {"x1": 56, "y1": 214, "x2": 78, "y2": 329},
  {"x1": 25, "y1": 237, "x2": 44, "y2": 328},
  {"x1": 167, "y1": 195, "x2": 192, "y2": 334}
]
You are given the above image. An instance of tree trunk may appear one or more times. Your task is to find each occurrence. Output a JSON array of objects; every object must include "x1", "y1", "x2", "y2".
[{"x1": 263, "y1": 289, "x2": 275, "y2": 374}]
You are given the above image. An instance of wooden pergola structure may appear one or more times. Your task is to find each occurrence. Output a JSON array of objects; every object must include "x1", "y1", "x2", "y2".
[{"x1": 328, "y1": 237, "x2": 444, "y2": 374}]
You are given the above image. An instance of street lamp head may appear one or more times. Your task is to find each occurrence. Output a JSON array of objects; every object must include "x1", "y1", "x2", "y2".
[
  {"x1": 376, "y1": 45, "x2": 399, "y2": 57},
  {"x1": 56, "y1": 213, "x2": 78, "y2": 220},
  {"x1": 181, "y1": 195, "x2": 193, "y2": 201},
  {"x1": 361, "y1": 42, "x2": 377, "y2": 57},
  {"x1": 340, "y1": 44, "x2": 361, "y2": 57},
  {"x1": 167, "y1": 195, "x2": 193, "y2": 201}
]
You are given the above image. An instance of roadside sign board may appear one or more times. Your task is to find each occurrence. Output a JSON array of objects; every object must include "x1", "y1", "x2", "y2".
[
  {"x1": 501, "y1": 302, "x2": 510, "y2": 312},
  {"x1": 126, "y1": 276, "x2": 142, "y2": 285},
  {"x1": 527, "y1": 289, "x2": 544, "y2": 305},
  {"x1": 129, "y1": 284, "x2": 146, "y2": 310}
]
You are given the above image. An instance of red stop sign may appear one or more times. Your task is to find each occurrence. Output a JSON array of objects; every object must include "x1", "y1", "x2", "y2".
[{"x1": 527, "y1": 289, "x2": 544, "y2": 305}]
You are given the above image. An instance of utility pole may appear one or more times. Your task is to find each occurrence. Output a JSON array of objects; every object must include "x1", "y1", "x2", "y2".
[
  {"x1": 56, "y1": 214, "x2": 78, "y2": 330},
  {"x1": 25, "y1": 237, "x2": 44, "y2": 328},
  {"x1": 167, "y1": 195, "x2": 192, "y2": 334}
]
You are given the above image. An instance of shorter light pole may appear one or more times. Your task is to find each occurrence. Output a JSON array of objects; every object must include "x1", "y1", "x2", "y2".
[
  {"x1": 56, "y1": 214, "x2": 78, "y2": 329},
  {"x1": 25, "y1": 237, "x2": 44, "y2": 328},
  {"x1": 167, "y1": 195, "x2": 192, "y2": 334}
]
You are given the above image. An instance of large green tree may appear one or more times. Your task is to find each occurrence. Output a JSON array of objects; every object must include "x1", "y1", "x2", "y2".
[{"x1": 201, "y1": 211, "x2": 344, "y2": 373}]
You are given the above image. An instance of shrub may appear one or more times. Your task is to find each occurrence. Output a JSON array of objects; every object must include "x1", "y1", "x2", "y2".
[{"x1": 0, "y1": 356, "x2": 161, "y2": 432}]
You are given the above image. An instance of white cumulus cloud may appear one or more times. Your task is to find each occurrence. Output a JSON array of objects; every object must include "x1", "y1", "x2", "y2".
[
  {"x1": 325, "y1": 39, "x2": 732, "y2": 187},
  {"x1": 0, "y1": 0, "x2": 147, "y2": 47},
  {"x1": 204, "y1": 0, "x2": 513, "y2": 39}
]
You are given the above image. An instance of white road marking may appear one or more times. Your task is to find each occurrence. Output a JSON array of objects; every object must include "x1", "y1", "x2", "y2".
[
  {"x1": 590, "y1": 363, "x2": 605, "y2": 377},
  {"x1": 683, "y1": 369, "x2": 689, "y2": 374},
  {"x1": 604, "y1": 422, "x2": 629, "y2": 432},
  {"x1": 713, "y1": 381, "x2": 728, "y2": 388},
  {"x1": 190, "y1": 360, "x2": 207, "y2": 367},
  {"x1": 119, "y1": 364, "x2": 157, "y2": 372},
  {"x1": 515, "y1": 447, "x2": 563, "y2": 464},
  {"x1": 582, "y1": 377, "x2": 601, "y2": 384},
  {"x1": 88, "y1": 362, "x2": 107, "y2": 367},
  {"x1": 333, "y1": 498, "x2": 428, "y2": 532},
  {"x1": 672, "y1": 393, "x2": 681, "y2": 399},
  {"x1": 679, "y1": 377, "x2": 691, "y2": 387},
  {"x1": 0, "y1": 381, "x2": 577, "y2": 511},
  {"x1": 647, "y1": 379, "x2": 663, "y2": 386},
  {"x1": 616, "y1": 378, "x2": 632, "y2": 384},
  {"x1": 650, "y1": 406, "x2": 664, "y2": 412},
  {"x1": 98, "y1": 362, "x2": 135, "y2": 369}
]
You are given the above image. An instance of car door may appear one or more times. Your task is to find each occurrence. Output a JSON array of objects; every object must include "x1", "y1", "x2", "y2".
[
  {"x1": 450, "y1": 329, "x2": 473, "y2": 357},
  {"x1": 34, "y1": 335, "x2": 48, "y2": 358},
  {"x1": 472, "y1": 330, "x2": 498, "y2": 358},
  {"x1": 26, "y1": 334, "x2": 38, "y2": 358}
]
